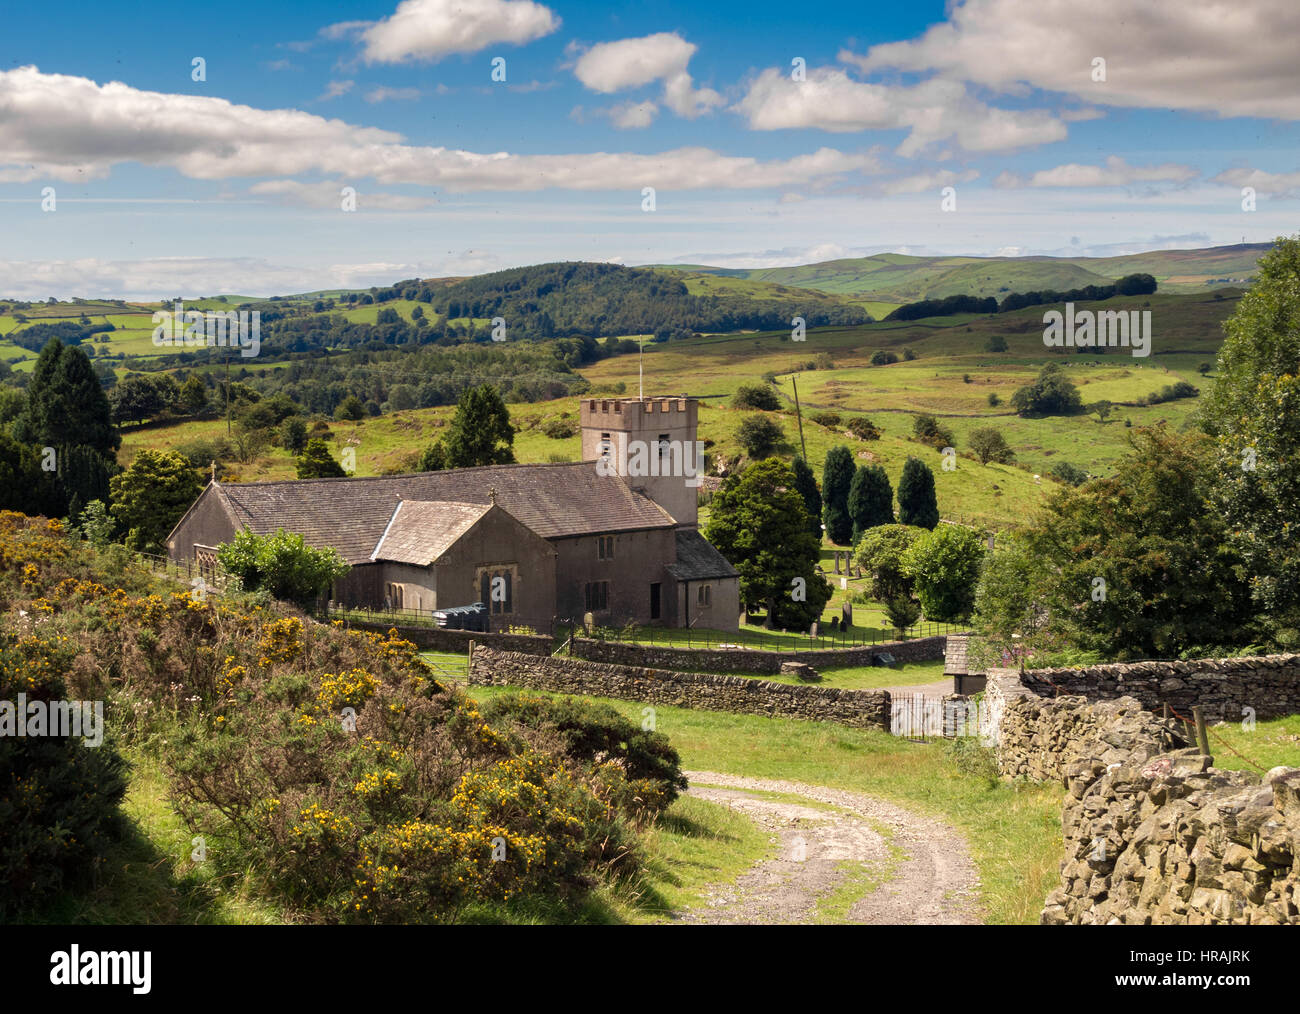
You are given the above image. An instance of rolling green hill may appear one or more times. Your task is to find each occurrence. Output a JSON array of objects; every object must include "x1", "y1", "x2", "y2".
[{"x1": 656, "y1": 243, "x2": 1267, "y2": 304}]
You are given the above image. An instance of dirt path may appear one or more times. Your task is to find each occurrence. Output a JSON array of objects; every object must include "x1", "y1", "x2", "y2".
[{"x1": 675, "y1": 771, "x2": 982, "y2": 925}]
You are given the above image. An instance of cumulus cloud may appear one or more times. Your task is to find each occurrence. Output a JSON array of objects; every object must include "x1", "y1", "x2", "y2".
[
  {"x1": 1212, "y1": 167, "x2": 1300, "y2": 197},
  {"x1": 0, "y1": 256, "x2": 470, "y2": 302},
  {"x1": 880, "y1": 168, "x2": 979, "y2": 196},
  {"x1": 347, "y1": 0, "x2": 559, "y2": 64},
  {"x1": 607, "y1": 101, "x2": 659, "y2": 129},
  {"x1": 842, "y1": 0, "x2": 1300, "y2": 120},
  {"x1": 318, "y1": 80, "x2": 354, "y2": 101},
  {"x1": 734, "y1": 68, "x2": 1066, "y2": 155},
  {"x1": 995, "y1": 156, "x2": 1198, "y2": 189},
  {"x1": 0, "y1": 67, "x2": 879, "y2": 191},
  {"x1": 572, "y1": 33, "x2": 722, "y2": 118}
]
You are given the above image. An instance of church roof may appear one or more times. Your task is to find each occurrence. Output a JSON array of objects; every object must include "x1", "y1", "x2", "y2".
[
  {"x1": 666, "y1": 529, "x2": 739, "y2": 581},
  {"x1": 207, "y1": 462, "x2": 676, "y2": 565},
  {"x1": 369, "y1": 501, "x2": 491, "y2": 567}
]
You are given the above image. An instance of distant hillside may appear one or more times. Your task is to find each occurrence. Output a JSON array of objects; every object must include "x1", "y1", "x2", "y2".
[
  {"x1": 656, "y1": 243, "x2": 1266, "y2": 304},
  {"x1": 424, "y1": 261, "x2": 868, "y2": 340}
]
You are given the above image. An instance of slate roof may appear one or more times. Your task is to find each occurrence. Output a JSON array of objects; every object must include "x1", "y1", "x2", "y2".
[
  {"x1": 209, "y1": 462, "x2": 677, "y2": 565},
  {"x1": 666, "y1": 528, "x2": 739, "y2": 581},
  {"x1": 369, "y1": 501, "x2": 491, "y2": 567},
  {"x1": 944, "y1": 634, "x2": 970, "y2": 675}
]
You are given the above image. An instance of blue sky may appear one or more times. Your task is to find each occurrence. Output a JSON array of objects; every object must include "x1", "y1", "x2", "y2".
[{"x1": 2, "y1": 0, "x2": 1298, "y2": 298}]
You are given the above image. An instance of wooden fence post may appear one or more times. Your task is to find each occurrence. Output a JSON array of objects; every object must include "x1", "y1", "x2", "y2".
[
  {"x1": 467, "y1": 639, "x2": 475, "y2": 685},
  {"x1": 1192, "y1": 706, "x2": 1212, "y2": 763}
]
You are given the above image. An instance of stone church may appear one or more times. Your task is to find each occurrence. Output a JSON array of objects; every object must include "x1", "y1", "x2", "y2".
[{"x1": 165, "y1": 396, "x2": 740, "y2": 631}]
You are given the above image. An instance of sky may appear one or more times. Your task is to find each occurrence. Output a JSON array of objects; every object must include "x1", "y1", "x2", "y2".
[{"x1": 2, "y1": 0, "x2": 1298, "y2": 299}]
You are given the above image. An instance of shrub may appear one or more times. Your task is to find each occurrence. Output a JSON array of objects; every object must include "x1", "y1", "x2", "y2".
[
  {"x1": 539, "y1": 416, "x2": 578, "y2": 439},
  {"x1": 216, "y1": 529, "x2": 349, "y2": 606},
  {"x1": 911, "y1": 414, "x2": 954, "y2": 450},
  {"x1": 809, "y1": 411, "x2": 842, "y2": 429},
  {"x1": 479, "y1": 693, "x2": 687, "y2": 808},
  {"x1": 737, "y1": 416, "x2": 785, "y2": 459},
  {"x1": 968, "y1": 427, "x2": 1016, "y2": 465},
  {"x1": 985, "y1": 336, "x2": 1008, "y2": 353},
  {"x1": 884, "y1": 594, "x2": 921, "y2": 631},
  {"x1": 1049, "y1": 461, "x2": 1089, "y2": 487},
  {"x1": 1010, "y1": 363, "x2": 1083, "y2": 416},
  {"x1": 846, "y1": 417, "x2": 881, "y2": 441},
  {"x1": 902, "y1": 525, "x2": 986, "y2": 622},
  {"x1": 732, "y1": 383, "x2": 781, "y2": 411},
  {"x1": 870, "y1": 349, "x2": 898, "y2": 366},
  {"x1": 987, "y1": 392, "x2": 1001, "y2": 407},
  {"x1": 0, "y1": 623, "x2": 129, "y2": 918}
]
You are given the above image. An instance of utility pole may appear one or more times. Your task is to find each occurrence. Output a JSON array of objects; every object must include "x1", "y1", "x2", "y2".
[{"x1": 791, "y1": 374, "x2": 807, "y2": 461}]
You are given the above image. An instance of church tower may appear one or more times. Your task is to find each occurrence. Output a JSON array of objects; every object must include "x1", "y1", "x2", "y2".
[{"x1": 580, "y1": 397, "x2": 700, "y2": 529}]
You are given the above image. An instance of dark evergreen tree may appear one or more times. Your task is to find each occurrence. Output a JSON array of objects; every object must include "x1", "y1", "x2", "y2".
[
  {"x1": 897, "y1": 456, "x2": 940, "y2": 530},
  {"x1": 791, "y1": 457, "x2": 823, "y2": 541},
  {"x1": 821, "y1": 445, "x2": 855, "y2": 545},
  {"x1": 847, "y1": 464, "x2": 894, "y2": 543},
  {"x1": 16, "y1": 339, "x2": 120, "y2": 458},
  {"x1": 442, "y1": 384, "x2": 515, "y2": 468}
]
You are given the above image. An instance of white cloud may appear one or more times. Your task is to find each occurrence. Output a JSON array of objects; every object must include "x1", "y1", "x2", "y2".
[
  {"x1": 364, "y1": 86, "x2": 422, "y2": 103},
  {"x1": 995, "y1": 156, "x2": 1198, "y2": 188},
  {"x1": 734, "y1": 68, "x2": 1066, "y2": 155},
  {"x1": 0, "y1": 67, "x2": 879, "y2": 191},
  {"x1": 572, "y1": 33, "x2": 722, "y2": 119},
  {"x1": 1212, "y1": 167, "x2": 1300, "y2": 197},
  {"x1": 880, "y1": 168, "x2": 978, "y2": 196},
  {"x1": 843, "y1": 0, "x2": 1300, "y2": 120},
  {"x1": 350, "y1": 0, "x2": 559, "y2": 64},
  {"x1": 318, "y1": 80, "x2": 354, "y2": 101},
  {"x1": 607, "y1": 101, "x2": 659, "y2": 129}
]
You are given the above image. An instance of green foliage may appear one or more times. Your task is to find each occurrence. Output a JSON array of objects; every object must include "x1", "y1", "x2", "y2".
[
  {"x1": 704, "y1": 458, "x2": 832, "y2": 629},
  {"x1": 847, "y1": 464, "x2": 894, "y2": 543},
  {"x1": 417, "y1": 441, "x2": 447, "y2": 472},
  {"x1": 971, "y1": 532, "x2": 1052, "y2": 662},
  {"x1": 109, "y1": 373, "x2": 181, "y2": 426},
  {"x1": 479, "y1": 693, "x2": 687, "y2": 807},
  {"x1": 442, "y1": 384, "x2": 516, "y2": 468},
  {"x1": 987, "y1": 392, "x2": 1001, "y2": 407},
  {"x1": 985, "y1": 336, "x2": 1008, "y2": 353},
  {"x1": 180, "y1": 374, "x2": 208, "y2": 415},
  {"x1": 1010, "y1": 427, "x2": 1258, "y2": 659},
  {"x1": 902, "y1": 525, "x2": 986, "y2": 623},
  {"x1": 846, "y1": 417, "x2": 880, "y2": 441},
  {"x1": 911, "y1": 414, "x2": 954, "y2": 450},
  {"x1": 884, "y1": 594, "x2": 921, "y2": 632},
  {"x1": 1049, "y1": 461, "x2": 1088, "y2": 487},
  {"x1": 968, "y1": 427, "x2": 1016, "y2": 465},
  {"x1": 870, "y1": 349, "x2": 898, "y2": 366},
  {"x1": 790, "y1": 456, "x2": 823, "y2": 541},
  {"x1": 821, "y1": 445, "x2": 856, "y2": 545},
  {"x1": 281, "y1": 416, "x2": 308, "y2": 455},
  {"x1": 334, "y1": 395, "x2": 366, "y2": 422},
  {"x1": 74, "y1": 499, "x2": 116, "y2": 548},
  {"x1": 1087, "y1": 400, "x2": 1114, "y2": 423},
  {"x1": 539, "y1": 416, "x2": 578, "y2": 439},
  {"x1": 1010, "y1": 363, "x2": 1083, "y2": 417},
  {"x1": 0, "y1": 630, "x2": 130, "y2": 919},
  {"x1": 108, "y1": 449, "x2": 204, "y2": 553},
  {"x1": 216, "y1": 528, "x2": 349, "y2": 605},
  {"x1": 897, "y1": 457, "x2": 939, "y2": 530},
  {"x1": 732, "y1": 383, "x2": 781, "y2": 411},
  {"x1": 736, "y1": 416, "x2": 785, "y2": 459},
  {"x1": 15, "y1": 339, "x2": 120, "y2": 458},
  {"x1": 1198, "y1": 237, "x2": 1300, "y2": 640},
  {"x1": 296, "y1": 438, "x2": 346, "y2": 479},
  {"x1": 854, "y1": 524, "x2": 926, "y2": 602},
  {"x1": 0, "y1": 434, "x2": 62, "y2": 517},
  {"x1": 809, "y1": 411, "x2": 841, "y2": 429}
]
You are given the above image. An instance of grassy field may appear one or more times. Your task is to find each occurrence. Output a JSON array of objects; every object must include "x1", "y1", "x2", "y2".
[
  {"x1": 467, "y1": 685, "x2": 1065, "y2": 924},
  {"x1": 1205, "y1": 715, "x2": 1300, "y2": 773}
]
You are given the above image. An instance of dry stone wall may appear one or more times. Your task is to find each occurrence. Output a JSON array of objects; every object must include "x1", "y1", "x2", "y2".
[
  {"x1": 568, "y1": 634, "x2": 948, "y2": 675},
  {"x1": 469, "y1": 646, "x2": 891, "y2": 730},
  {"x1": 989, "y1": 671, "x2": 1300, "y2": 925},
  {"x1": 1017, "y1": 654, "x2": 1300, "y2": 723}
]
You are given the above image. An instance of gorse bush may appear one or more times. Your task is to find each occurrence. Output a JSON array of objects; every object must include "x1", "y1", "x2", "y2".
[{"x1": 0, "y1": 511, "x2": 668, "y2": 923}]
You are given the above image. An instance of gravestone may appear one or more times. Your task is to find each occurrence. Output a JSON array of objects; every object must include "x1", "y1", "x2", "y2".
[
  {"x1": 809, "y1": 621, "x2": 819, "y2": 638},
  {"x1": 829, "y1": 615, "x2": 840, "y2": 632},
  {"x1": 841, "y1": 601, "x2": 853, "y2": 628},
  {"x1": 833, "y1": 551, "x2": 841, "y2": 574}
]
